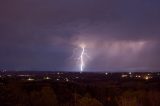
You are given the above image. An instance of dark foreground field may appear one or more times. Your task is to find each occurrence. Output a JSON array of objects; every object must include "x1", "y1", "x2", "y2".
[{"x1": 0, "y1": 72, "x2": 160, "y2": 106}]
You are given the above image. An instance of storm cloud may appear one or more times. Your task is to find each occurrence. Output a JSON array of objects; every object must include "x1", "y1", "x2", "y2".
[{"x1": 0, "y1": 0, "x2": 160, "y2": 71}]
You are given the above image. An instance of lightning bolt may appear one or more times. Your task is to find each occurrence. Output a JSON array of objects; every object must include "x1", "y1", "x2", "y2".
[{"x1": 80, "y1": 46, "x2": 85, "y2": 72}]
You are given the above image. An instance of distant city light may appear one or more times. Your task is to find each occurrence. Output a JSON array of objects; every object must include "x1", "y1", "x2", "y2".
[
  {"x1": 7, "y1": 75, "x2": 12, "y2": 77},
  {"x1": 145, "y1": 76, "x2": 149, "y2": 80},
  {"x1": 18, "y1": 75, "x2": 30, "y2": 77},
  {"x1": 135, "y1": 75, "x2": 141, "y2": 78},
  {"x1": 105, "y1": 72, "x2": 108, "y2": 75},
  {"x1": 65, "y1": 78, "x2": 69, "y2": 82},
  {"x1": 44, "y1": 76, "x2": 51, "y2": 80},
  {"x1": 27, "y1": 77, "x2": 34, "y2": 81},
  {"x1": 121, "y1": 74, "x2": 128, "y2": 78}
]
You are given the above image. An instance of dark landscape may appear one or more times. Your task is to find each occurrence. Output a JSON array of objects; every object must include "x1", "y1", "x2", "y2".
[{"x1": 0, "y1": 71, "x2": 160, "y2": 106}]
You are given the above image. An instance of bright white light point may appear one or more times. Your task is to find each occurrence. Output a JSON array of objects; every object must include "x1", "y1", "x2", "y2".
[
  {"x1": 44, "y1": 76, "x2": 51, "y2": 80},
  {"x1": 80, "y1": 44, "x2": 86, "y2": 72},
  {"x1": 28, "y1": 77, "x2": 34, "y2": 81},
  {"x1": 145, "y1": 76, "x2": 149, "y2": 80},
  {"x1": 65, "y1": 78, "x2": 69, "y2": 82}
]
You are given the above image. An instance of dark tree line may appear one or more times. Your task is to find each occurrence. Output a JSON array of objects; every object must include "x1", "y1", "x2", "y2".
[{"x1": 0, "y1": 80, "x2": 160, "y2": 106}]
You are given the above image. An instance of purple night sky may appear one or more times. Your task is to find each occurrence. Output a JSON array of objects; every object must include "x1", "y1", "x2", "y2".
[{"x1": 0, "y1": 0, "x2": 160, "y2": 71}]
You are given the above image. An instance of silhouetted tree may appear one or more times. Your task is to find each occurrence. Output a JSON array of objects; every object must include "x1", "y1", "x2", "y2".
[
  {"x1": 77, "y1": 93, "x2": 103, "y2": 106},
  {"x1": 30, "y1": 86, "x2": 57, "y2": 106}
]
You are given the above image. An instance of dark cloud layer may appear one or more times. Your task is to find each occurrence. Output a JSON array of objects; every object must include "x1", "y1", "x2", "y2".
[{"x1": 0, "y1": 0, "x2": 160, "y2": 71}]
